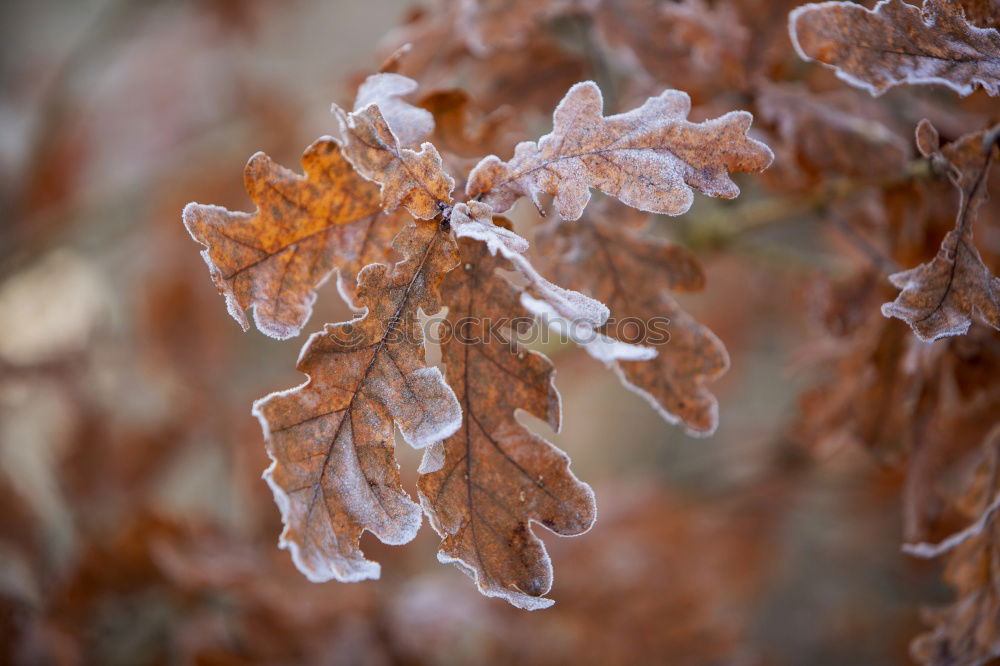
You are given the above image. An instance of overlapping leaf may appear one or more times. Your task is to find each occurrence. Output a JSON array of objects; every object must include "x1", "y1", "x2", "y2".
[
  {"x1": 466, "y1": 81, "x2": 773, "y2": 220},
  {"x1": 536, "y1": 205, "x2": 729, "y2": 436},
  {"x1": 183, "y1": 138, "x2": 398, "y2": 339},
  {"x1": 419, "y1": 207, "x2": 596, "y2": 610},
  {"x1": 252, "y1": 222, "x2": 461, "y2": 583},
  {"x1": 334, "y1": 98, "x2": 454, "y2": 220},
  {"x1": 789, "y1": 0, "x2": 1000, "y2": 97},
  {"x1": 881, "y1": 120, "x2": 1000, "y2": 340}
]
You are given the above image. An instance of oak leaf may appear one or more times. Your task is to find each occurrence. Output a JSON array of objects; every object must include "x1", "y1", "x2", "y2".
[
  {"x1": 334, "y1": 98, "x2": 454, "y2": 220},
  {"x1": 252, "y1": 221, "x2": 461, "y2": 583},
  {"x1": 419, "y1": 207, "x2": 596, "y2": 610},
  {"x1": 789, "y1": 0, "x2": 1000, "y2": 97},
  {"x1": 881, "y1": 120, "x2": 1000, "y2": 341},
  {"x1": 536, "y1": 205, "x2": 729, "y2": 436},
  {"x1": 182, "y1": 138, "x2": 397, "y2": 339},
  {"x1": 466, "y1": 81, "x2": 773, "y2": 220}
]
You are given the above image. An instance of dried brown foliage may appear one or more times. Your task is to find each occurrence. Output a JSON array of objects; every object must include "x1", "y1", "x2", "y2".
[
  {"x1": 5, "y1": 0, "x2": 1000, "y2": 662},
  {"x1": 535, "y1": 204, "x2": 729, "y2": 435},
  {"x1": 881, "y1": 120, "x2": 1000, "y2": 340},
  {"x1": 184, "y1": 53, "x2": 772, "y2": 605},
  {"x1": 180, "y1": 0, "x2": 1000, "y2": 639}
]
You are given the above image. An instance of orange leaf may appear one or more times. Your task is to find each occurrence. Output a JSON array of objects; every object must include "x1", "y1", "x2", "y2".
[
  {"x1": 335, "y1": 96, "x2": 454, "y2": 220},
  {"x1": 183, "y1": 138, "x2": 399, "y2": 339}
]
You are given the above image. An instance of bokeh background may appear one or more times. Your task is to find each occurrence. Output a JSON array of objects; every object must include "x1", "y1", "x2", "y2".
[{"x1": 0, "y1": 0, "x2": 961, "y2": 664}]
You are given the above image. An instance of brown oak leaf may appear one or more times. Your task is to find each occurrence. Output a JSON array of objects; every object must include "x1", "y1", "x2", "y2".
[
  {"x1": 334, "y1": 100, "x2": 454, "y2": 220},
  {"x1": 536, "y1": 204, "x2": 729, "y2": 436},
  {"x1": 881, "y1": 120, "x2": 1000, "y2": 341},
  {"x1": 466, "y1": 81, "x2": 773, "y2": 220},
  {"x1": 252, "y1": 221, "x2": 461, "y2": 583},
  {"x1": 182, "y1": 138, "x2": 401, "y2": 339},
  {"x1": 419, "y1": 211, "x2": 596, "y2": 610},
  {"x1": 789, "y1": 0, "x2": 1000, "y2": 97}
]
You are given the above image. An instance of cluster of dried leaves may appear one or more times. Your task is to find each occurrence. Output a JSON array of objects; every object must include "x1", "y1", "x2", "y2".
[
  {"x1": 3, "y1": 0, "x2": 999, "y2": 661},
  {"x1": 184, "y1": 50, "x2": 775, "y2": 606},
  {"x1": 186, "y1": 0, "x2": 998, "y2": 651}
]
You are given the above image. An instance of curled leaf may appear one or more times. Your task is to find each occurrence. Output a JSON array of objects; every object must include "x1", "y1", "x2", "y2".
[
  {"x1": 182, "y1": 138, "x2": 397, "y2": 339},
  {"x1": 253, "y1": 222, "x2": 461, "y2": 583},
  {"x1": 789, "y1": 0, "x2": 1000, "y2": 97},
  {"x1": 449, "y1": 202, "x2": 609, "y2": 330},
  {"x1": 466, "y1": 81, "x2": 773, "y2": 220},
  {"x1": 334, "y1": 102, "x2": 454, "y2": 220},
  {"x1": 881, "y1": 122, "x2": 1000, "y2": 341},
  {"x1": 419, "y1": 220, "x2": 596, "y2": 610}
]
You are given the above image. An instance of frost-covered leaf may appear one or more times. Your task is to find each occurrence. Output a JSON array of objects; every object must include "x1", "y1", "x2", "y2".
[
  {"x1": 183, "y1": 138, "x2": 402, "y2": 339},
  {"x1": 334, "y1": 101, "x2": 454, "y2": 220},
  {"x1": 419, "y1": 217, "x2": 596, "y2": 610},
  {"x1": 881, "y1": 121, "x2": 1000, "y2": 341},
  {"x1": 450, "y1": 202, "x2": 609, "y2": 331},
  {"x1": 354, "y1": 73, "x2": 434, "y2": 147},
  {"x1": 789, "y1": 0, "x2": 1000, "y2": 97},
  {"x1": 536, "y1": 206, "x2": 728, "y2": 436},
  {"x1": 253, "y1": 222, "x2": 461, "y2": 583},
  {"x1": 466, "y1": 81, "x2": 773, "y2": 220}
]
